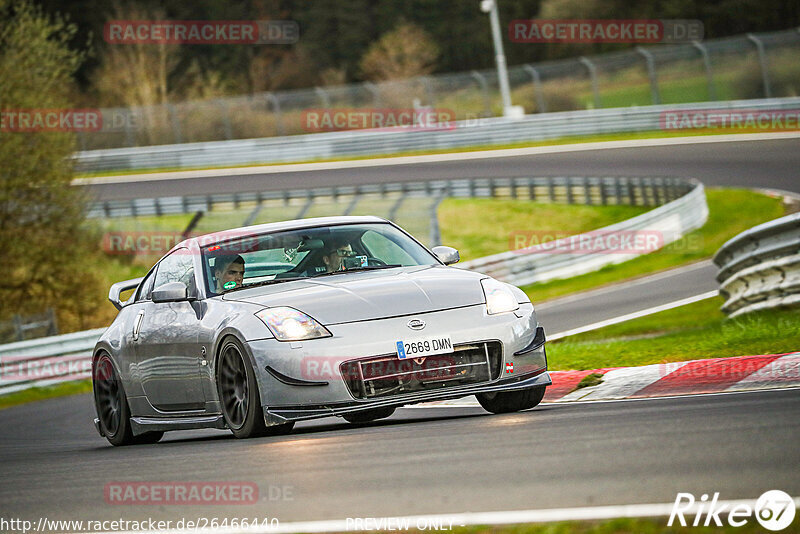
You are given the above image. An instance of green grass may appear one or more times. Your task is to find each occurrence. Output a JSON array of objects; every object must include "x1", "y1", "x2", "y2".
[
  {"x1": 446, "y1": 515, "x2": 800, "y2": 534},
  {"x1": 439, "y1": 199, "x2": 648, "y2": 261},
  {"x1": 582, "y1": 74, "x2": 739, "y2": 109},
  {"x1": 523, "y1": 188, "x2": 785, "y2": 303},
  {"x1": 547, "y1": 296, "x2": 800, "y2": 371},
  {"x1": 0, "y1": 379, "x2": 93, "y2": 410},
  {"x1": 575, "y1": 373, "x2": 605, "y2": 389}
]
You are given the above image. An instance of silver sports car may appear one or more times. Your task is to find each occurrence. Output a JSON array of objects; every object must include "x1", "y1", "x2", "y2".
[{"x1": 92, "y1": 216, "x2": 550, "y2": 445}]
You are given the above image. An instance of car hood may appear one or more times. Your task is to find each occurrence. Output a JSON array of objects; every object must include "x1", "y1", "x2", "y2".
[{"x1": 221, "y1": 266, "x2": 487, "y2": 324}]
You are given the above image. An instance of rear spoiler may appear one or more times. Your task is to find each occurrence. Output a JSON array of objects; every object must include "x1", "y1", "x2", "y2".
[{"x1": 108, "y1": 277, "x2": 144, "y2": 311}]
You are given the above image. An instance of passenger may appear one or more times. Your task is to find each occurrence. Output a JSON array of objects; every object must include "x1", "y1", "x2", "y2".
[{"x1": 213, "y1": 254, "x2": 245, "y2": 292}]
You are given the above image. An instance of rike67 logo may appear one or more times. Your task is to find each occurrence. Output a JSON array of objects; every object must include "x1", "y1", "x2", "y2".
[{"x1": 669, "y1": 490, "x2": 796, "y2": 531}]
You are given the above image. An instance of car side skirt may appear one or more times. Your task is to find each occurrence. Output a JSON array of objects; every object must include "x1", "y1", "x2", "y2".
[{"x1": 129, "y1": 414, "x2": 227, "y2": 436}]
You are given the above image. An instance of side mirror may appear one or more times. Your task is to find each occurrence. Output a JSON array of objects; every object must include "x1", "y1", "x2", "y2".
[
  {"x1": 432, "y1": 246, "x2": 460, "y2": 265},
  {"x1": 152, "y1": 282, "x2": 189, "y2": 303},
  {"x1": 108, "y1": 277, "x2": 144, "y2": 310}
]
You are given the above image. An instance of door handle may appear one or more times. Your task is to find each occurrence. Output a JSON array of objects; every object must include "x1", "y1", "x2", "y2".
[{"x1": 133, "y1": 311, "x2": 145, "y2": 341}]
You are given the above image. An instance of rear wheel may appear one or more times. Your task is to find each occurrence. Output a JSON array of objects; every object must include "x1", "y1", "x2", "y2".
[
  {"x1": 342, "y1": 407, "x2": 396, "y2": 424},
  {"x1": 477, "y1": 386, "x2": 546, "y2": 414},
  {"x1": 94, "y1": 354, "x2": 162, "y2": 445},
  {"x1": 217, "y1": 338, "x2": 294, "y2": 438}
]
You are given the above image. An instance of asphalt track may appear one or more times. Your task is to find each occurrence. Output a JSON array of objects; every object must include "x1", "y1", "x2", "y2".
[
  {"x1": 535, "y1": 260, "x2": 718, "y2": 335},
  {"x1": 2, "y1": 135, "x2": 796, "y2": 529},
  {"x1": 1, "y1": 389, "x2": 797, "y2": 526},
  {"x1": 81, "y1": 136, "x2": 800, "y2": 201}
]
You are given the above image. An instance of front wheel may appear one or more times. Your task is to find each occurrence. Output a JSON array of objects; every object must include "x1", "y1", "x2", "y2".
[
  {"x1": 217, "y1": 339, "x2": 294, "y2": 438},
  {"x1": 477, "y1": 386, "x2": 546, "y2": 414},
  {"x1": 94, "y1": 353, "x2": 160, "y2": 446}
]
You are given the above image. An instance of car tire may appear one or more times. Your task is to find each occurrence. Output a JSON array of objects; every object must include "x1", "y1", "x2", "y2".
[
  {"x1": 477, "y1": 385, "x2": 546, "y2": 414},
  {"x1": 217, "y1": 338, "x2": 294, "y2": 438},
  {"x1": 94, "y1": 353, "x2": 150, "y2": 446},
  {"x1": 342, "y1": 407, "x2": 396, "y2": 424}
]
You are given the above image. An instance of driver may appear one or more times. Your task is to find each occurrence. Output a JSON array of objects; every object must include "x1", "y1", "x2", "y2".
[
  {"x1": 213, "y1": 254, "x2": 245, "y2": 292},
  {"x1": 321, "y1": 238, "x2": 357, "y2": 273}
]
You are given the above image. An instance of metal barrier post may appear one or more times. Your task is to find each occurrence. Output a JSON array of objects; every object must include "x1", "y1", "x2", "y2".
[
  {"x1": 296, "y1": 193, "x2": 315, "y2": 219},
  {"x1": 217, "y1": 99, "x2": 233, "y2": 140},
  {"x1": 421, "y1": 76, "x2": 437, "y2": 106},
  {"x1": 364, "y1": 82, "x2": 381, "y2": 107},
  {"x1": 579, "y1": 57, "x2": 601, "y2": 108},
  {"x1": 265, "y1": 93, "x2": 285, "y2": 136},
  {"x1": 636, "y1": 47, "x2": 661, "y2": 105},
  {"x1": 167, "y1": 103, "x2": 182, "y2": 144},
  {"x1": 471, "y1": 71, "x2": 492, "y2": 117},
  {"x1": 123, "y1": 108, "x2": 135, "y2": 147},
  {"x1": 428, "y1": 193, "x2": 445, "y2": 247},
  {"x1": 388, "y1": 193, "x2": 407, "y2": 220},
  {"x1": 692, "y1": 41, "x2": 717, "y2": 101},
  {"x1": 315, "y1": 87, "x2": 331, "y2": 108},
  {"x1": 747, "y1": 33, "x2": 772, "y2": 98},
  {"x1": 522, "y1": 65, "x2": 546, "y2": 113}
]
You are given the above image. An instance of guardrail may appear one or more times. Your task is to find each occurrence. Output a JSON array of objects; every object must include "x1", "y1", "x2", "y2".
[
  {"x1": 713, "y1": 212, "x2": 800, "y2": 317},
  {"x1": 0, "y1": 328, "x2": 105, "y2": 395},
  {"x1": 459, "y1": 180, "x2": 707, "y2": 286},
  {"x1": 0, "y1": 309, "x2": 58, "y2": 344},
  {"x1": 87, "y1": 175, "x2": 693, "y2": 219},
  {"x1": 3, "y1": 176, "x2": 706, "y2": 395},
  {"x1": 74, "y1": 97, "x2": 800, "y2": 173}
]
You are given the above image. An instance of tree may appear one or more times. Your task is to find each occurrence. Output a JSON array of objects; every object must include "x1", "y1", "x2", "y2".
[
  {"x1": 360, "y1": 22, "x2": 439, "y2": 81},
  {"x1": 0, "y1": 0, "x2": 109, "y2": 331},
  {"x1": 92, "y1": 4, "x2": 179, "y2": 108}
]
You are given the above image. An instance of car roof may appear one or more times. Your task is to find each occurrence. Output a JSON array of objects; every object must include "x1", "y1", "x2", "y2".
[{"x1": 179, "y1": 215, "x2": 391, "y2": 250}]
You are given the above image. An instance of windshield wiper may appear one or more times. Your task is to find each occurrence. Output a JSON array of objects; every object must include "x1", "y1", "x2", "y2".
[
  {"x1": 223, "y1": 276, "x2": 306, "y2": 293},
  {"x1": 311, "y1": 264, "x2": 403, "y2": 277}
]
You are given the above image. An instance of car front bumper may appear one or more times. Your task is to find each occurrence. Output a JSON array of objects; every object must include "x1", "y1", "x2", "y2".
[{"x1": 244, "y1": 302, "x2": 549, "y2": 424}]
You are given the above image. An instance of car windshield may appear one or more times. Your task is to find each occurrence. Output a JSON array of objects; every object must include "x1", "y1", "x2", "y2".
[{"x1": 201, "y1": 222, "x2": 438, "y2": 295}]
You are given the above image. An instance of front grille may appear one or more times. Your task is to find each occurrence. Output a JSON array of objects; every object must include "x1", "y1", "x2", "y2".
[{"x1": 341, "y1": 341, "x2": 502, "y2": 399}]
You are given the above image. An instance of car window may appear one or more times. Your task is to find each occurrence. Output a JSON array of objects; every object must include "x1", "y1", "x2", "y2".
[
  {"x1": 201, "y1": 223, "x2": 437, "y2": 294},
  {"x1": 154, "y1": 248, "x2": 195, "y2": 291},
  {"x1": 135, "y1": 268, "x2": 156, "y2": 302},
  {"x1": 361, "y1": 230, "x2": 416, "y2": 266}
]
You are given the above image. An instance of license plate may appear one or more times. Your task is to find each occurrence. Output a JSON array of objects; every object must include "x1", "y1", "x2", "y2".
[{"x1": 396, "y1": 336, "x2": 454, "y2": 359}]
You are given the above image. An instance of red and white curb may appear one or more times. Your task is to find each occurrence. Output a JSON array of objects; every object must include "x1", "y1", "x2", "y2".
[{"x1": 412, "y1": 352, "x2": 800, "y2": 407}]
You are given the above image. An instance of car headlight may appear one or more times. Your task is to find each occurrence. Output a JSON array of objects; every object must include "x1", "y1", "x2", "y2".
[
  {"x1": 481, "y1": 278, "x2": 519, "y2": 315},
  {"x1": 255, "y1": 307, "x2": 332, "y2": 341}
]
